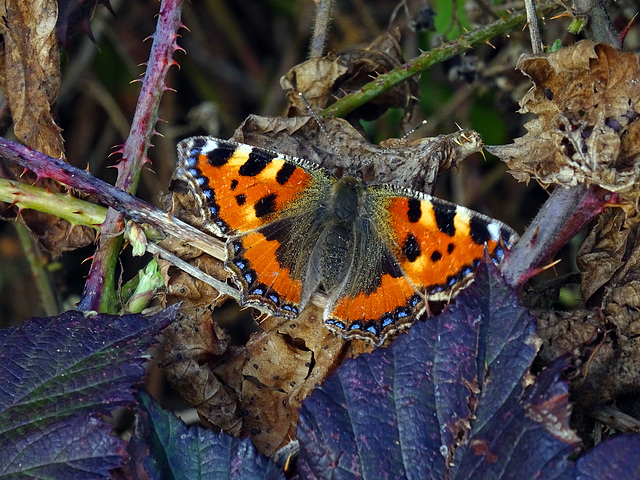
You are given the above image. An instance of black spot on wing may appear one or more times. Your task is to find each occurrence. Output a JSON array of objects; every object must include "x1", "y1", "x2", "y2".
[
  {"x1": 230, "y1": 179, "x2": 238, "y2": 190},
  {"x1": 469, "y1": 216, "x2": 491, "y2": 245},
  {"x1": 259, "y1": 220, "x2": 286, "y2": 242},
  {"x1": 433, "y1": 201, "x2": 456, "y2": 236},
  {"x1": 430, "y1": 250, "x2": 442, "y2": 262},
  {"x1": 407, "y1": 198, "x2": 422, "y2": 223},
  {"x1": 190, "y1": 137, "x2": 207, "y2": 150},
  {"x1": 239, "y1": 150, "x2": 270, "y2": 176},
  {"x1": 235, "y1": 194, "x2": 246, "y2": 206},
  {"x1": 447, "y1": 243, "x2": 455, "y2": 254},
  {"x1": 402, "y1": 233, "x2": 421, "y2": 263},
  {"x1": 276, "y1": 163, "x2": 297, "y2": 185},
  {"x1": 206, "y1": 145, "x2": 234, "y2": 167},
  {"x1": 254, "y1": 193, "x2": 277, "y2": 218}
]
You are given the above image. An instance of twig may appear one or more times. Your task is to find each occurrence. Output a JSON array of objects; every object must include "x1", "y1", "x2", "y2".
[
  {"x1": 524, "y1": 0, "x2": 543, "y2": 53},
  {"x1": 309, "y1": 0, "x2": 333, "y2": 58},
  {"x1": 0, "y1": 178, "x2": 106, "y2": 227},
  {"x1": 14, "y1": 222, "x2": 59, "y2": 316},
  {"x1": 573, "y1": 0, "x2": 620, "y2": 47},
  {"x1": 501, "y1": 185, "x2": 617, "y2": 288},
  {"x1": 0, "y1": 137, "x2": 225, "y2": 262}
]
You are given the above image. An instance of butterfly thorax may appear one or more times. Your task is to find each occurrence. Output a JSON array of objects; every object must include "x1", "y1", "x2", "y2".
[
  {"x1": 329, "y1": 175, "x2": 362, "y2": 221},
  {"x1": 314, "y1": 176, "x2": 365, "y2": 294}
]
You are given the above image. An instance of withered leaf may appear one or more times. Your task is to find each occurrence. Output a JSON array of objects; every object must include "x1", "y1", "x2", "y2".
[
  {"x1": 281, "y1": 28, "x2": 418, "y2": 120},
  {"x1": 234, "y1": 114, "x2": 481, "y2": 193},
  {"x1": 577, "y1": 208, "x2": 631, "y2": 302},
  {"x1": 537, "y1": 208, "x2": 640, "y2": 409},
  {"x1": 0, "y1": 0, "x2": 64, "y2": 157},
  {"x1": 488, "y1": 41, "x2": 640, "y2": 207},
  {"x1": 0, "y1": 0, "x2": 95, "y2": 255}
]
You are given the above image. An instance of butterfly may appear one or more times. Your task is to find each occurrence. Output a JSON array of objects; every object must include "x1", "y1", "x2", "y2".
[{"x1": 174, "y1": 136, "x2": 518, "y2": 346}]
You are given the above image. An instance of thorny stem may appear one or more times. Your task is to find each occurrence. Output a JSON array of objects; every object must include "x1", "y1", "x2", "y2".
[
  {"x1": 78, "y1": 0, "x2": 185, "y2": 313},
  {"x1": 320, "y1": 0, "x2": 560, "y2": 119},
  {"x1": 0, "y1": 137, "x2": 226, "y2": 266},
  {"x1": 0, "y1": 178, "x2": 106, "y2": 227},
  {"x1": 501, "y1": 186, "x2": 616, "y2": 288}
]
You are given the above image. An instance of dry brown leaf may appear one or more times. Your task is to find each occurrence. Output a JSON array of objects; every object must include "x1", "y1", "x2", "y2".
[
  {"x1": 234, "y1": 114, "x2": 481, "y2": 193},
  {"x1": 538, "y1": 302, "x2": 640, "y2": 409},
  {"x1": 281, "y1": 28, "x2": 418, "y2": 120},
  {"x1": 0, "y1": 0, "x2": 64, "y2": 156},
  {"x1": 160, "y1": 298, "x2": 372, "y2": 455},
  {"x1": 0, "y1": 0, "x2": 97, "y2": 255},
  {"x1": 537, "y1": 309, "x2": 617, "y2": 407},
  {"x1": 577, "y1": 208, "x2": 631, "y2": 302},
  {"x1": 488, "y1": 41, "x2": 640, "y2": 207}
]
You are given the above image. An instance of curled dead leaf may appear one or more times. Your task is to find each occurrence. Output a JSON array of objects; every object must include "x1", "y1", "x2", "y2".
[
  {"x1": 281, "y1": 28, "x2": 418, "y2": 120},
  {"x1": 488, "y1": 41, "x2": 640, "y2": 207},
  {"x1": 234, "y1": 114, "x2": 481, "y2": 193},
  {"x1": 577, "y1": 208, "x2": 631, "y2": 302},
  {"x1": 0, "y1": 0, "x2": 64, "y2": 157},
  {"x1": 160, "y1": 269, "x2": 368, "y2": 455},
  {"x1": 0, "y1": 0, "x2": 96, "y2": 255}
]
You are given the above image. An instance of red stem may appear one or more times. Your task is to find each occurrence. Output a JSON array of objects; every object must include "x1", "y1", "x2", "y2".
[{"x1": 78, "y1": 0, "x2": 185, "y2": 312}]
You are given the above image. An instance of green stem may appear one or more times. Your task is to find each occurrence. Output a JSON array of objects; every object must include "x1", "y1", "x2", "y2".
[{"x1": 0, "y1": 178, "x2": 106, "y2": 228}]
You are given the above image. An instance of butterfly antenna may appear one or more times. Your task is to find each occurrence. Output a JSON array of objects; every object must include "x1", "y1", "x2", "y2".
[
  {"x1": 402, "y1": 119, "x2": 428, "y2": 139},
  {"x1": 361, "y1": 119, "x2": 429, "y2": 175},
  {"x1": 298, "y1": 92, "x2": 331, "y2": 140}
]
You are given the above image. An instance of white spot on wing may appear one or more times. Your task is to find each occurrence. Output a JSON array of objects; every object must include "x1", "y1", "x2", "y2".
[
  {"x1": 487, "y1": 223, "x2": 501, "y2": 241},
  {"x1": 199, "y1": 139, "x2": 219, "y2": 155}
]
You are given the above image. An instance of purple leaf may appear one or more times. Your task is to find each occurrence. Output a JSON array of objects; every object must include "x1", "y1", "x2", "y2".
[
  {"x1": 0, "y1": 305, "x2": 178, "y2": 478},
  {"x1": 119, "y1": 391, "x2": 284, "y2": 480},
  {"x1": 569, "y1": 434, "x2": 640, "y2": 479},
  {"x1": 297, "y1": 260, "x2": 577, "y2": 479}
]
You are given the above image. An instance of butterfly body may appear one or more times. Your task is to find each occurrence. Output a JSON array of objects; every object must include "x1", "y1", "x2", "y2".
[{"x1": 175, "y1": 136, "x2": 518, "y2": 345}]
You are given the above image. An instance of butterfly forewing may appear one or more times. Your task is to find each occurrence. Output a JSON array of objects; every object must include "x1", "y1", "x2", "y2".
[{"x1": 176, "y1": 137, "x2": 330, "y2": 236}]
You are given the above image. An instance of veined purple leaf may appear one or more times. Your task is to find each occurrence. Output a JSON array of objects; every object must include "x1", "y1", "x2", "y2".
[{"x1": 0, "y1": 305, "x2": 178, "y2": 479}]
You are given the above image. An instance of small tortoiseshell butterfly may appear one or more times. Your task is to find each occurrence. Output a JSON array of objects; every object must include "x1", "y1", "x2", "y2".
[{"x1": 175, "y1": 136, "x2": 518, "y2": 345}]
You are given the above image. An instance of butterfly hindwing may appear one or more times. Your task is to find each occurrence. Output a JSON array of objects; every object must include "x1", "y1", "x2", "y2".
[{"x1": 323, "y1": 217, "x2": 423, "y2": 343}]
